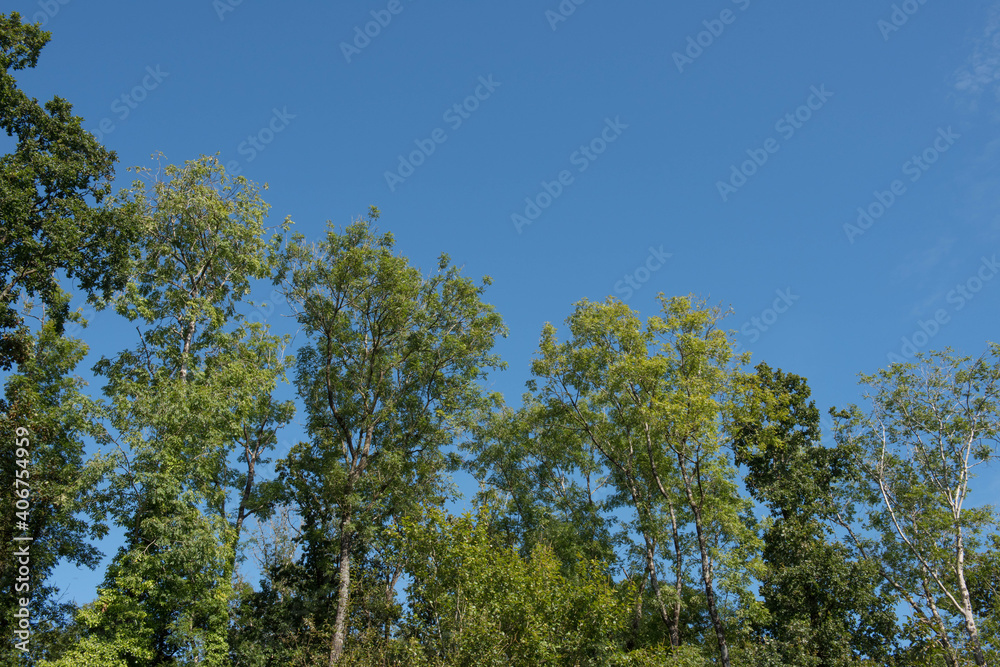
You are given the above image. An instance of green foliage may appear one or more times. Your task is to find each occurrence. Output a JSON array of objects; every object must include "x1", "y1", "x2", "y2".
[
  {"x1": 520, "y1": 294, "x2": 760, "y2": 664},
  {"x1": 40, "y1": 554, "x2": 157, "y2": 667},
  {"x1": 273, "y1": 212, "x2": 507, "y2": 662},
  {"x1": 832, "y1": 346, "x2": 1000, "y2": 666},
  {"x1": 0, "y1": 297, "x2": 111, "y2": 664},
  {"x1": 0, "y1": 12, "x2": 142, "y2": 369},
  {"x1": 464, "y1": 398, "x2": 618, "y2": 570},
  {"x1": 76, "y1": 155, "x2": 291, "y2": 665},
  {"x1": 396, "y1": 505, "x2": 630, "y2": 667},
  {"x1": 732, "y1": 363, "x2": 899, "y2": 665}
]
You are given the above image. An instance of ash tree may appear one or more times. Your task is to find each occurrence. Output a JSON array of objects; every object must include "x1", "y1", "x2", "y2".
[
  {"x1": 523, "y1": 295, "x2": 763, "y2": 667},
  {"x1": 273, "y1": 212, "x2": 506, "y2": 665},
  {"x1": 463, "y1": 395, "x2": 618, "y2": 574},
  {"x1": 832, "y1": 346, "x2": 1000, "y2": 667},
  {"x1": 46, "y1": 156, "x2": 293, "y2": 667}
]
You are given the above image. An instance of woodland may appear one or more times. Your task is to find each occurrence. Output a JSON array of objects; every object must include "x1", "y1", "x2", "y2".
[{"x1": 2, "y1": 12, "x2": 999, "y2": 667}]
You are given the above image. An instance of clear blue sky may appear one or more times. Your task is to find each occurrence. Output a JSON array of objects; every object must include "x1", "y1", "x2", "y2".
[{"x1": 6, "y1": 0, "x2": 1000, "y2": 604}]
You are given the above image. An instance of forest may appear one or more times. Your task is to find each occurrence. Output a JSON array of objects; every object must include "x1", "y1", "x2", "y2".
[{"x1": 2, "y1": 11, "x2": 999, "y2": 667}]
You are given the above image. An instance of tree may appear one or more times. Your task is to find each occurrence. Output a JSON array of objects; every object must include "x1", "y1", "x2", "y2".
[
  {"x1": 273, "y1": 213, "x2": 506, "y2": 664},
  {"x1": 832, "y1": 346, "x2": 1000, "y2": 666},
  {"x1": 70, "y1": 155, "x2": 292, "y2": 665},
  {"x1": 732, "y1": 363, "x2": 898, "y2": 666},
  {"x1": 0, "y1": 294, "x2": 111, "y2": 665},
  {"x1": 0, "y1": 12, "x2": 141, "y2": 370},
  {"x1": 524, "y1": 295, "x2": 762, "y2": 666}
]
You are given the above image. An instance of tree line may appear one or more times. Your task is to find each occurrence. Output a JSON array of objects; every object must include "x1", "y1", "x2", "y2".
[{"x1": 1, "y1": 12, "x2": 998, "y2": 667}]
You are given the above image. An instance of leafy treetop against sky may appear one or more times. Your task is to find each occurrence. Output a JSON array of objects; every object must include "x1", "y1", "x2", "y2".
[{"x1": 6, "y1": 0, "x2": 1000, "y2": 603}]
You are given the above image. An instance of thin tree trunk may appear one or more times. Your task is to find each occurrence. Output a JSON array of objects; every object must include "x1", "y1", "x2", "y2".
[
  {"x1": 329, "y1": 512, "x2": 353, "y2": 665},
  {"x1": 385, "y1": 561, "x2": 403, "y2": 642},
  {"x1": 677, "y1": 457, "x2": 730, "y2": 667},
  {"x1": 224, "y1": 436, "x2": 258, "y2": 579},
  {"x1": 955, "y1": 530, "x2": 986, "y2": 666},
  {"x1": 179, "y1": 318, "x2": 196, "y2": 382},
  {"x1": 920, "y1": 571, "x2": 958, "y2": 667},
  {"x1": 627, "y1": 477, "x2": 677, "y2": 642},
  {"x1": 642, "y1": 531, "x2": 675, "y2": 638},
  {"x1": 642, "y1": 423, "x2": 684, "y2": 646},
  {"x1": 691, "y1": 505, "x2": 729, "y2": 667},
  {"x1": 667, "y1": 502, "x2": 683, "y2": 647}
]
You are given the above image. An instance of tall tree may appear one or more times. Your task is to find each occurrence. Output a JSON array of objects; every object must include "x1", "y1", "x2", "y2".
[
  {"x1": 732, "y1": 363, "x2": 898, "y2": 666},
  {"x1": 832, "y1": 346, "x2": 1000, "y2": 666},
  {"x1": 0, "y1": 294, "x2": 111, "y2": 665},
  {"x1": 61, "y1": 155, "x2": 292, "y2": 666},
  {"x1": 525, "y1": 295, "x2": 762, "y2": 666},
  {"x1": 274, "y1": 213, "x2": 506, "y2": 664},
  {"x1": 526, "y1": 298, "x2": 686, "y2": 649},
  {"x1": 0, "y1": 12, "x2": 141, "y2": 370}
]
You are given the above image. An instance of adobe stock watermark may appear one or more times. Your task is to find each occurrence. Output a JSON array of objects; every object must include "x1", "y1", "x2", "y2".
[
  {"x1": 384, "y1": 75, "x2": 501, "y2": 192},
  {"x1": 88, "y1": 66, "x2": 170, "y2": 143},
  {"x1": 877, "y1": 0, "x2": 930, "y2": 41},
  {"x1": 717, "y1": 85, "x2": 833, "y2": 202},
  {"x1": 213, "y1": 0, "x2": 244, "y2": 21},
  {"x1": 341, "y1": 0, "x2": 417, "y2": 63},
  {"x1": 31, "y1": 0, "x2": 71, "y2": 26},
  {"x1": 673, "y1": 0, "x2": 752, "y2": 73},
  {"x1": 887, "y1": 254, "x2": 998, "y2": 363},
  {"x1": 843, "y1": 126, "x2": 959, "y2": 244},
  {"x1": 511, "y1": 116, "x2": 628, "y2": 234},
  {"x1": 226, "y1": 107, "x2": 296, "y2": 176},
  {"x1": 12, "y1": 426, "x2": 32, "y2": 654},
  {"x1": 613, "y1": 246, "x2": 672, "y2": 300},
  {"x1": 545, "y1": 0, "x2": 589, "y2": 31},
  {"x1": 732, "y1": 288, "x2": 800, "y2": 354}
]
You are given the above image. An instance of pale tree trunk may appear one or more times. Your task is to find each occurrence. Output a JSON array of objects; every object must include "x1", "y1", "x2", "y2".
[
  {"x1": 838, "y1": 516, "x2": 960, "y2": 667},
  {"x1": 920, "y1": 572, "x2": 959, "y2": 667},
  {"x1": 954, "y1": 530, "x2": 986, "y2": 666},
  {"x1": 179, "y1": 318, "x2": 196, "y2": 382},
  {"x1": 329, "y1": 512, "x2": 353, "y2": 665}
]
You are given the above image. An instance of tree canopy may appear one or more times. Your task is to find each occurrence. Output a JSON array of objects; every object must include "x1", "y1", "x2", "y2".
[{"x1": 2, "y1": 11, "x2": 997, "y2": 667}]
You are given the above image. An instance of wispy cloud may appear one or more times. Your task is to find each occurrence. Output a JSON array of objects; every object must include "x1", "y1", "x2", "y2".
[
  {"x1": 954, "y1": 4, "x2": 1000, "y2": 112},
  {"x1": 948, "y1": 5, "x2": 1000, "y2": 247}
]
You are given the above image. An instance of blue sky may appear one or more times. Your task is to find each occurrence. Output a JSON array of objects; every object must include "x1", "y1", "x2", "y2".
[{"x1": 6, "y1": 0, "x2": 1000, "y2": 604}]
